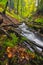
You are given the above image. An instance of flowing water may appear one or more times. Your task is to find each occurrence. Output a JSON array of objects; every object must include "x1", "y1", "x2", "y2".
[{"x1": 18, "y1": 23, "x2": 43, "y2": 51}]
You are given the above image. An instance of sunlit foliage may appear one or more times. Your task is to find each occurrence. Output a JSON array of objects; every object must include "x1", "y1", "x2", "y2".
[{"x1": 0, "y1": 0, "x2": 36, "y2": 18}]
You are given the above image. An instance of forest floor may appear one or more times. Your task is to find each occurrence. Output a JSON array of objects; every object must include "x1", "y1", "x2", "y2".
[
  {"x1": 0, "y1": 13, "x2": 43, "y2": 65},
  {"x1": 0, "y1": 13, "x2": 19, "y2": 25}
]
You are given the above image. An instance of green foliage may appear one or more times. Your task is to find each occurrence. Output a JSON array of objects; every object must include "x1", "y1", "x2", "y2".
[
  {"x1": 36, "y1": 54, "x2": 43, "y2": 61},
  {"x1": 20, "y1": 36, "x2": 27, "y2": 43},
  {"x1": 0, "y1": 0, "x2": 7, "y2": 8},
  {"x1": 13, "y1": 0, "x2": 36, "y2": 18},
  {"x1": 35, "y1": 18, "x2": 43, "y2": 23},
  {"x1": 0, "y1": 0, "x2": 36, "y2": 19},
  {"x1": 38, "y1": 0, "x2": 43, "y2": 13},
  {"x1": 26, "y1": 49, "x2": 32, "y2": 53},
  {"x1": 3, "y1": 33, "x2": 19, "y2": 47},
  {"x1": 39, "y1": 4, "x2": 43, "y2": 12}
]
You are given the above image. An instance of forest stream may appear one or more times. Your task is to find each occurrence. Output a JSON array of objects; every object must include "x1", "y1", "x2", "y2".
[
  {"x1": 18, "y1": 23, "x2": 43, "y2": 52},
  {"x1": 0, "y1": 0, "x2": 43, "y2": 64}
]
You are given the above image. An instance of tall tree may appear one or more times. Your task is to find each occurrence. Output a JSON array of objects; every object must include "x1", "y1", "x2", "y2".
[{"x1": 3, "y1": 1, "x2": 8, "y2": 14}]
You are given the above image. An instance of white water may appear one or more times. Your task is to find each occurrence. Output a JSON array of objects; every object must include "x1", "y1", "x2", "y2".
[{"x1": 19, "y1": 23, "x2": 43, "y2": 51}]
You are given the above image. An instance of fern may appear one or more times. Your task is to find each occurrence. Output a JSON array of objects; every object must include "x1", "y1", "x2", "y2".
[{"x1": 3, "y1": 33, "x2": 19, "y2": 47}]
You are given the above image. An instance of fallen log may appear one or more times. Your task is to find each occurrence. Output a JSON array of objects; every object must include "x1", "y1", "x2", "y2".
[
  {"x1": 0, "y1": 28, "x2": 12, "y2": 39},
  {"x1": 2, "y1": 24, "x2": 18, "y2": 28},
  {"x1": 22, "y1": 42, "x2": 34, "y2": 52},
  {"x1": 25, "y1": 40, "x2": 43, "y2": 57}
]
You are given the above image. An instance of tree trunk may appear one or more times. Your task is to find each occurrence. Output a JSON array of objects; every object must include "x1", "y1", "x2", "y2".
[
  {"x1": 17, "y1": 0, "x2": 19, "y2": 15},
  {"x1": 3, "y1": 1, "x2": 8, "y2": 14}
]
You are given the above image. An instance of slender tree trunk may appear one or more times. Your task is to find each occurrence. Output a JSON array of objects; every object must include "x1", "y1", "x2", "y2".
[
  {"x1": 21, "y1": 0, "x2": 23, "y2": 17},
  {"x1": 17, "y1": 0, "x2": 19, "y2": 15},
  {"x1": 3, "y1": 1, "x2": 8, "y2": 14}
]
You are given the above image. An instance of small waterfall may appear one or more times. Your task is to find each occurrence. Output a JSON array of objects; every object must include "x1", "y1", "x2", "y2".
[{"x1": 19, "y1": 23, "x2": 43, "y2": 51}]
